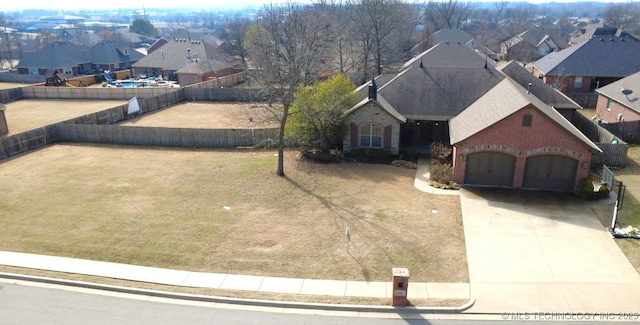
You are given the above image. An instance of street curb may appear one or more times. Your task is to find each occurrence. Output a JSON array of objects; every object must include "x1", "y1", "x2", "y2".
[{"x1": 0, "y1": 272, "x2": 475, "y2": 314}]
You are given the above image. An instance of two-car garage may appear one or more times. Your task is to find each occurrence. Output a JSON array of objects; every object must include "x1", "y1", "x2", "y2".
[{"x1": 463, "y1": 152, "x2": 578, "y2": 192}]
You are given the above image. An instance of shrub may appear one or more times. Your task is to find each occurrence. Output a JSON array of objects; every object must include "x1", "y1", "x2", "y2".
[
  {"x1": 430, "y1": 142, "x2": 452, "y2": 165},
  {"x1": 430, "y1": 163, "x2": 454, "y2": 184},
  {"x1": 348, "y1": 148, "x2": 392, "y2": 163},
  {"x1": 580, "y1": 174, "x2": 610, "y2": 200},
  {"x1": 392, "y1": 160, "x2": 417, "y2": 169}
]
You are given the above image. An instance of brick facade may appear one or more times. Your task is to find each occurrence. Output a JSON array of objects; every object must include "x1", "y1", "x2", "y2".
[
  {"x1": 343, "y1": 103, "x2": 402, "y2": 155},
  {"x1": 452, "y1": 105, "x2": 593, "y2": 191},
  {"x1": 594, "y1": 94, "x2": 640, "y2": 123}
]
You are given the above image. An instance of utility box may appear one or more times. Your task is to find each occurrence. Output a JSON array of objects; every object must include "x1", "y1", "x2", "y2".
[{"x1": 392, "y1": 267, "x2": 409, "y2": 307}]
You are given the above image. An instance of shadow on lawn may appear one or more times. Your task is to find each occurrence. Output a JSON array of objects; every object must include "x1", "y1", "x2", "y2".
[{"x1": 283, "y1": 175, "x2": 447, "y2": 283}]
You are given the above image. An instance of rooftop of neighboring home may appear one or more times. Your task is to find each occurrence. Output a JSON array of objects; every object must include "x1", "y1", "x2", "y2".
[
  {"x1": 596, "y1": 71, "x2": 640, "y2": 113},
  {"x1": 532, "y1": 28, "x2": 640, "y2": 77},
  {"x1": 17, "y1": 41, "x2": 91, "y2": 69},
  {"x1": 90, "y1": 40, "x2": 145, "y2": 65},
  {"x1": 132, "y1": 38, "x2": 239, "y2": 72}
]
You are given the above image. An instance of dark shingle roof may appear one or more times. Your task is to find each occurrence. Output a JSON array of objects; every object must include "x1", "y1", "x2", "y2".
[
  {"x1": 90, "y1": 40, "x2": 145, "y2": 65},
  {"x1": 17, "y1": 41, "x2": 90, "y2": 69},
  {"x1": 432, "y1": 29, "x2": 473, "y2": 44},
  {"x1": 404, "y1": 41, "x2": 495, "y2": 70},
  {"x1": 596, "y1": 71, "x2": 640, "y2": 114},
  {"x1": 532, "y1": 35, "x2": 640, "y2": 77},
  {"x1": 498, "y1": 61, "x2": 580, "y2": 109},
  {"x1": 378, "y1": 66, "x2": 504, "y2": 120}
]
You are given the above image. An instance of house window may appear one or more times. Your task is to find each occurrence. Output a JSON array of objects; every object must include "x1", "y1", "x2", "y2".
[
  {"x1": 607, "y1": 98, "x2": 613, "y2": 111},
  {"x1": 360, "y1": 124, "x2": 382, "y2": 148},
  {"x1": 574, "y1": 76, "x2": 583, "y2": 89},
  {"x1": 522, "y1": 114, "x2": 532, "y2": 127}
]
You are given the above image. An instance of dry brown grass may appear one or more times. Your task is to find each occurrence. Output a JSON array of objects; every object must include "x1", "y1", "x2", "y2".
[
  {"x1": 0, "y1": 82, "x2": 30, "y2": 90},
  {"x1": 3, "y1": 99, "x2": 127, "y2": 135},
  {"x1": 590, "y1": 145, "x2": 640, "y2": 275},
  {"x1": 119, "y1": 102, "x2": 279, "y2": 129},
  {"x1": 0, "y1": 144, "x2": 467, "y2": 283}
]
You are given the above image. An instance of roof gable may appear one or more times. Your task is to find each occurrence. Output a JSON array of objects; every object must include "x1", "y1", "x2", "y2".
[
  {"x1": 344, "y1": 97, "x2": 406, "y2": 123},
  {"x1": 596, "y1": 70, "x2": 640, "y2": 113}
]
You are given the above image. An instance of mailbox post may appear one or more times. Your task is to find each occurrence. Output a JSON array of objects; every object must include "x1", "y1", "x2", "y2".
[{"x1": 392, "y1": 267, "x2": 409, "y2": 307}]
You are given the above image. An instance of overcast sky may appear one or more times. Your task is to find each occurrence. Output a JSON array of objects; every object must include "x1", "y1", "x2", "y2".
[{"x1": 1, "y1": 0, "x2": 632, "y2": 11}]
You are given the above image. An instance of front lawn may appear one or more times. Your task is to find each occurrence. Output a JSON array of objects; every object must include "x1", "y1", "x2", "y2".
[{"x1": 0, "y1": 144, "x2": 467, "y2": 284}]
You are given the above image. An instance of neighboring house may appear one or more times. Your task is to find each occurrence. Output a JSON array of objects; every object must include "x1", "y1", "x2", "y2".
[
  {"x1": 500, "y1": 29, "x2": 569, "y2": 62},
  {"x1": 17, "y1": 40, "x2": 146, "y2": 77},
  {"x1": 16, "y1": 41, "x2": 92, "y2": 77},
  {"x1": 90, "y1": 40, "x2": 145, "y2": 74},
  {"x1": 531, "y1": 28, "x2": 640, "y2": 94},
  {"x1": 132, "y1": 38, "x2": 241, "y2": 85},
  {"x1": 343, "y1": 41, "x2": 600, "y2": 192},
  {"x1": 594, "y1": 71, "x2": 640, "y2": 123}
]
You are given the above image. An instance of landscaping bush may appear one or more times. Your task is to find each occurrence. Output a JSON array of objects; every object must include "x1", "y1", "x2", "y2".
[
  {"x1": 392, "y1": 160, "x2": 417, "y2": 169},
  {"x1": 430, "y1": 163, "x2": 454, "y2": 183},
  {"x1": 580, "y1": 174, "x2": 610, "y2": 200},
  {"x1": 430, "y1": 142, "x2": 452, "y2": 165},
  {"x1": 348, "y1": 148, "x2": 392, "y2": 163},
  {"x1": 429, "y1": 163, "x2": 459, "y2": 189}
]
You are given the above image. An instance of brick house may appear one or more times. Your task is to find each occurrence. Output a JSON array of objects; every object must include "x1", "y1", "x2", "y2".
[
  {"x1": 594, "y1": 71, "x2": 640, "y2": 123},
  {"x1": 450, "y1": 79, "x2": 599, "y2": 191},
  {"x1": 132, "y1": 38, "x2": 241, "y2": 85},
  {"x1": 343, "y1": 42, "x2": 601, "y2": 192}
]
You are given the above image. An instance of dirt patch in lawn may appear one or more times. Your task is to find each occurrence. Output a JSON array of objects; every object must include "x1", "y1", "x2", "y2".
[
  {"x1": 2, "y1": 99, "x2": 127, "y2": 135},
  {"x1": 119, "y1": 102, "x2": 279, "y2": 129},
  {"x1": 0, "y1": 144, "x2": 467, "y2": 284}
]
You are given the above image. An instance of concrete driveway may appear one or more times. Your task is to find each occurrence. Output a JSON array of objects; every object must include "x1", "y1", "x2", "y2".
[{"x1": 460, "y1": 188, "x2": 640, "y2": 313}]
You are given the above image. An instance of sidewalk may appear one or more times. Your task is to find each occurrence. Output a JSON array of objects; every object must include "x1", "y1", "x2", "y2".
[{"x1": 0, "y1": 251, "x2": 470, "y2": 303}]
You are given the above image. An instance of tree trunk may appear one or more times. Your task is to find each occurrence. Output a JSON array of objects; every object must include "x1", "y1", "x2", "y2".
[{"x1": 277, "y1": 105, "x2": 289, "y2": 177}]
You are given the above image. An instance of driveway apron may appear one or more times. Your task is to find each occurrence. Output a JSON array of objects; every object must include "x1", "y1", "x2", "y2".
[{"x1": 459, "y1": 188, "x2": 640, "y2": 313}]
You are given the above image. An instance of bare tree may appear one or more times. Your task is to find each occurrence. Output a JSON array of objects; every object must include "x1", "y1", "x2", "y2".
[
  {"x1": 603, "y1": 2, "x2": 640, "y2": 32},
  {"x1": 220, "y1": 16, "x2": 252, "y2": 71},
  {"x1": 346, "y1": 0, "x2": 416, "y2": 82},
  {"x1": 424, "y1": 0, "x2": 477, "y2": 30},
  {"x1": 245, "y1": 2, "x2": 331, "y2": 176}
]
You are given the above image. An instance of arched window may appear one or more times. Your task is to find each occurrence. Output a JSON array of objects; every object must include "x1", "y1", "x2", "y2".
[{"x1": 360, "y1": 124, "x2": 382, "y2": 148}]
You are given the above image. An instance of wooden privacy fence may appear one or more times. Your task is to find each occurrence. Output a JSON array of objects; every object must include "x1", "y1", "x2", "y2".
[
  {"x1": 21, "y1": 86, "x2": 182, "y2": 100},
  {"x1": 187, "y1": 72, "x2": 245, "y2": 89},
  {"x1": 0, "y1": 73, "x2": 45, "y2": 84},
  {"x1": 55, "y1": 124, "x2": 279, "y2": 148},
  {"x1": 183, "y1": 87, "x2": 268, "y2": 102},
  {"x1": 598, "y1": 120, "x2": 640, "y2": 143},
  {"x1": 0, "y1": 91, "x2": 186, "y2": 160},
  {"x1": 0, "y1": 126, "x2": 56, "y2": 160},
  {"x1": 573, "y1": 112, "x2": 628, "y2": 167},
  {"x1": 0, "y1": 88, "x2": 23, "y2": 104}
]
